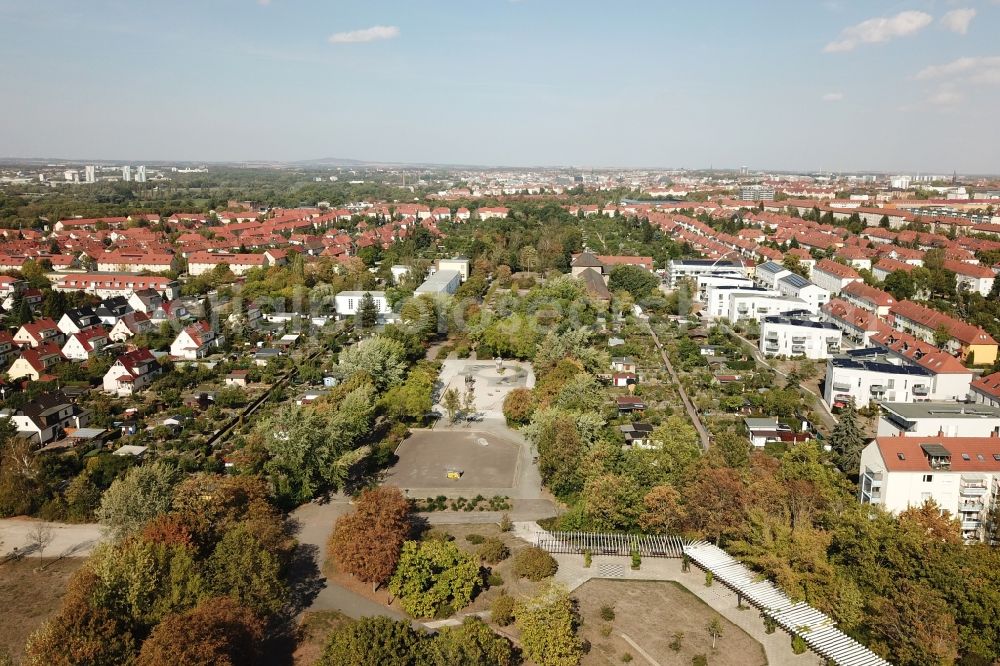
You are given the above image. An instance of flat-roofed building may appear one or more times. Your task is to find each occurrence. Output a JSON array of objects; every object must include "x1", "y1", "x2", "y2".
[
  {"x1": 760, "y1": 316, "x2": 843, "y2": 359},
  {"x1": 878, "y1": 402, "x2": 1000, "y2": 438}
]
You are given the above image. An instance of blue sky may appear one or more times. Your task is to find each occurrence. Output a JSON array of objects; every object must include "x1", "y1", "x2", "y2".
[{"x1": 1, "y1": 0, "x2": 998, "y2": 172}]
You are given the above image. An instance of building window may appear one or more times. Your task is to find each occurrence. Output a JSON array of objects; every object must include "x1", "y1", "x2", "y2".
[{"x1": 923, "y1": 474, "x2": 933, "y2": 483}]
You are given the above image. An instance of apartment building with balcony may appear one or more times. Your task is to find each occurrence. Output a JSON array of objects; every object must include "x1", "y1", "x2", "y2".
[
  {"x1": 694, "y1": 274, "x2": 755, "y2": 302},
  {"x1": 776, "y1": 273, "x2": 830, "y2": 312},
  {"x1": 824, "y1": 352, "x2": 935, "y2": 409},
  {"x1": 876, "y1": 402, "x2": 1000, "y2": 438},
  {"x1": 858, "y1": 436, "x2": 1000, "y2": 543},
  {"x1": 703, "y1": 285, "x2": 776, "y2": 319},
  {"x1": 811, "y1": 258, "x2": 863, "y2": 296},
  {"x1": 666, "y1": 259, "x2": 748, "y2": 289},
  {"x1": 727, "y1": 292, "x2": 812, "y2": 323},
  {"x1": 754, "y1": 261, "x2": 791, "y2": 290},
  {"x1": 760, "y1": 316, "x2": 842, "y2": 359}
]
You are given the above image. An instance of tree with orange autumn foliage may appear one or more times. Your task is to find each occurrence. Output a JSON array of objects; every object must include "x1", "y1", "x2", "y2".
[{"x1": 328, "y1": 486, "x2": 411, "y2": 591}]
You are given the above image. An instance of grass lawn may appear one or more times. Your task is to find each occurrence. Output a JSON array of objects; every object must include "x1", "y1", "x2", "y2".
[
  {"x1": 0, "y1": 557, "x2": 85, "y2": 661},
  {"x1": 575, "y1": 579, "x2": 767, "y2": 666},
  {"x1": 293, "y1": 610, "x2": 352, "y2": 665}
]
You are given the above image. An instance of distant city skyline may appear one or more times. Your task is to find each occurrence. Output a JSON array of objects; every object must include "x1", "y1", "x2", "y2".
[{"x1": 1, "y1": 0, "x2": 999, "y2": 173}]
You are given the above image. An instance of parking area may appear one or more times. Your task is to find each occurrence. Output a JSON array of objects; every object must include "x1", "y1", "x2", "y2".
[{"x1": 385, "y1": 429, "x2": 520, "y2": 490}]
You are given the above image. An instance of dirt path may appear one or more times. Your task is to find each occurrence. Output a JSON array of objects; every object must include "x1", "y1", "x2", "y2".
[{"x1": 646, "y1": 321, "x2": 711, "y2": 450}]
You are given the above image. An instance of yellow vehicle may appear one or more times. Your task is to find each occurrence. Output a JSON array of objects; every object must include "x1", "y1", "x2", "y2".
[{"x1": 446, "y1": 468, "x2": 463, "y2": 480}]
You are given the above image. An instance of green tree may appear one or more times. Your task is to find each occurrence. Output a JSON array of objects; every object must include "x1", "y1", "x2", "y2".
[
  {"x1": 338, "y1": 335, "x2": 408, "y2": 391},
  {"x1": 319, "y1": 616, "x2": 425, "y2": 666},
  {"x1": 425, "y1": 617, "x2": 514, "y2": 666},
  {"x1": 207, "y1": 522, "x2": 287, "y2": 615},
  {"x1": 357, "y1": 291, "x2": 379, "y2": 329},
  {"x1": 829, "y1": 401, "x2": 866, "y2": 475},
  {"x1": 388, "y1": 539, "x2": 481, "y2": 618},
  {"x1": 96, "y1": 462, "x2": 180, "y2": 540},
  {"x1": 607, "y1": 264, "x2": 658, "y2": 297},
  {"x1": 516, "y1": 584, "x2": 583, "y2": 666},
  {"x1": 442, "y1": 388, "x2": 461, "y2": 424}
]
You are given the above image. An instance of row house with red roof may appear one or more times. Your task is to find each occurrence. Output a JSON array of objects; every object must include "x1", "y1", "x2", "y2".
[
  {"x1": 186, "y1": 250, "x2": 287, "y2": 277},
  {"x1": 53, "y1": 273, "x2": 180, "y2": 300},
  {"x1": 942, "y1": 259, "x2": 996, "y2": 296},
  {"x1": 889, "y1": 300, "x2": 998, "y2": 364},
  {"x1": 810, "y1": 259, "x2": 863, "y2": 295},
  {"x1": 97, "y1": 250, "x2": 179, "y2": 273}
]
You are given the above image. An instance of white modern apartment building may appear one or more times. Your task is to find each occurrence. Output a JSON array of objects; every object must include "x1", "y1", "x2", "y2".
[
  {"x1": 877, "y1": 402, "x2": 1000, "y2": 438},
  {"x1": 754, "y1": 261, "x2": 791, "y2": 290},
  {"x1": 666, "y1": 259, "x2": 748, "y2": 289},
  {"x1": 695, "y1": 274, "x2": 755, "y2": 302},
  {"x1": 703, "y1": 285, "x2": 776, "y2": 320},
  {"x1": 858, "y1": 436, "x2": 1000, "y2": 542},
  {"x1": 824, "y1": 353, "x2": 935, "y2": 408},
  {"x1": 776, "y1": 273, "x2": 829, "y2": 312},
  {"x1": 760, "y1": 316, "x2": 842, "y2": 359},
  {"x1": 334, "y1": 291, "x2": 391, "y2": 319},
  {"x1": 727, "y1": 293, "x2": 810, "y2": 323}
]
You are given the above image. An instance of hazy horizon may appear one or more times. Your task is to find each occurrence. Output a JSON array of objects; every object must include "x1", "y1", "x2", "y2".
[{"x1": 2, "y1": 0, "x2": 999, "y2": 173}]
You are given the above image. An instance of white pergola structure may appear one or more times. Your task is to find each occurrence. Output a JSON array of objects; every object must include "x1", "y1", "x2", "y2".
[{"x1": 683, "y1": 541, "x2": 892, "y2": 666}]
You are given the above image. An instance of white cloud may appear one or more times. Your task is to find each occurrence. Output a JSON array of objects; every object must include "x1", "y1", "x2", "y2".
[
  {"x1": 822, "y1": 92, "x2": 844, "y2": 101},
  {"x1": 940, "y1": 8, "x2": 976, "y2": 35},
  {"x1": 916, "y1": 56, "x2": 1000, "y2": 84},
  {"x1": 328, "y1": 25, "x2": 400, "y2": 44},
  {"x1": 928, "y1": 89, "x2": 963, "y2": 106},
  {"x1": 824, "y1": 10, "x2": 932, "y2": 52}
]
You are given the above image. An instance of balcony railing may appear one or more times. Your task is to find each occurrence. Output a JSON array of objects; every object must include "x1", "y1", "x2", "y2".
[
  {"x1": 833, "y1": 382, "x2": 851, "y2": 391},
  {"x1": 913, "y1": 385, "x2": 929, "y2": 395}
]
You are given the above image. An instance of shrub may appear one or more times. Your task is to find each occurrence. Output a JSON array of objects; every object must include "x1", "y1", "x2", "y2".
[
  {"x1": 669, "y1": 631, "x2": 684, "y2": 651},
  {"x1": 600, "y1": 624, "x2": 613, "y2": 637},
  {"x1": 511, "y1": 547, "x2": 558, "y2": 581},
  {"x1": 791, "y1": 634, "x2": 807, "y2": 655},
  {"x1": 583, "y1": 549, "x2": 592, "y2": 568},
  {"x1": 600, "y1": 605, "x2": 615, "y2": 622},
  {"x1": 498, "y1": 513, "x2": 513, "y2": 532},
  {"x1": 491, "y1": 594, "x2": 514, "y2": 627},
  {"x1": 487, "y1": 572, "x2": 504, "y2": 587},
  {"x1": 705, "y1": 571, "x2": 713, "y2": 587},
  {"x1": 423, "y1": 528, "x2": 454, "y2": 542},
  {"x1": 478, "y1": 538, "x2": 510, "y2": 564},
  {"x1": 622, "y1": 653, "x2": 633, "y2": 663},
  {"x1": 465, "y1": 533, "x2": 485, "y2": 545},
  {"x1": 763, "y1": 615, "x2": 777, "y2": 634},
  {"x1": 630, "y1": 549, "x2": 641, "y2": 571},
  {"x1": 692, "y1": 655, "x2": 708, "y2": 666}
]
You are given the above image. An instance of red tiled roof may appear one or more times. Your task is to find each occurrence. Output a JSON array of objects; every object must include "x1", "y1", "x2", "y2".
[
  {"x1": 876, "y1": 436, "x2": 1000, "y2": 473},
  {"x1": 814, "y1": 258, "x2": 861, "y2": 280},
  {"x1": 890, "y1": 300, "x2": 997, "y2": 347}
]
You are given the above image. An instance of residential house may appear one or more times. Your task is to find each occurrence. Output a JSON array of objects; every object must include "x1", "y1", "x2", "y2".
[
  {"x1": 56, "y1": 306, "x2": 102, "y2": 336},
  {"x1": 811, "y1": 259, "x2": 863, "y2": 295},
  {"x1": 102, "y1": 348, "x2": 160, "y2": 397},
  {"x1": 95, "y1": 296, "x2": 134, "y2": 325},
  {"x1": 13, "y1": 318, "x2": 64, "y2": 348},
  {"x1": 109, "y1": 311, "x2": 153, "y2": 341},
  {"x1": 889, "y1": 300, "x2": 998, "y2": 365},
  {"x1": 169, "y1": 321, "x2": 221, "y2": 360},
  {"x1": 62, "y1": 328, "x2": 110, "y2": 361},
  {"x1": 969, "y1": 371, "x2": 1000, "y2": 408},
  {"x1": 334, "y1": 291, "x2": 391, "y2": 320},
  {"x1": 1, "y1": 391, "x2": 89, "y2": 445},
  {"x1": 7, "y1": 342, "x2": 63, "y2": 381},
  {"x1": 225, "y1": 370, "x2": 249, "y2": 388}
]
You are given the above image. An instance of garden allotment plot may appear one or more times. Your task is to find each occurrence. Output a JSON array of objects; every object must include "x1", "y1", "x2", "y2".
[{"x1": 386, "y1": 430, "x2": 519, "y2": 491}]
